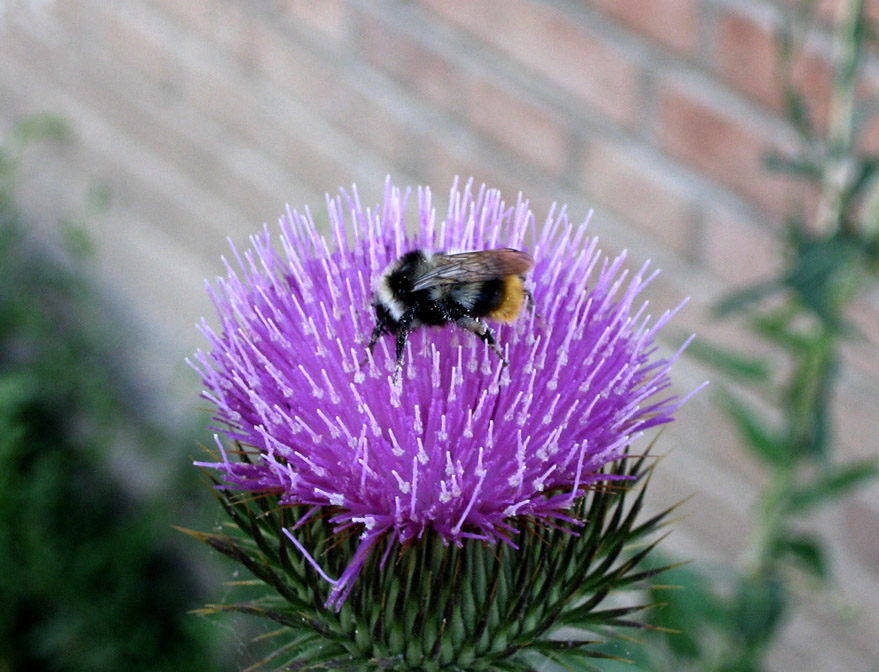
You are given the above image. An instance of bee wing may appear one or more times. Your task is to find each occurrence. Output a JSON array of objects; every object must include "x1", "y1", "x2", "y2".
[{"x1": 411, "y1": 249, "x2": 534, "y2": 291}]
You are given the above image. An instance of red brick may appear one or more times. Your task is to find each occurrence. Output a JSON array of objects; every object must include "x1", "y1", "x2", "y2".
[
  {"x1": 151, "y1": 0, "x2": 288, "y2": 69},
  {"x1": 419, "y1": 0, "x2": 642, "y2": 129},
  {"x1": 252, "y1": 18, "x2": 328, "y2": 94},
  {"x1": 856, "y1": 74, "x2": 879, "y2": 152},
  {"x1": 591, "y1": 0, "x2": 700, "y2": 57},
  {"x1": 51, "y1": 1, "x2": 173, "y2": 84},
  {"x1": 406, "y1": 124, "x2": 558, "y2": 217},
  {"x1": 101, "y1": 11, "x2": 173, "y2": 83},
  {"x1": 837, "y1": 381, "x2": 879, "y2": 466},
  {"x1": 464, "y1": 77, "x2": 569, "y2": 175},
  {"x1": 327, "y1": 84, "x2": 423, "y2": 168},
  {"x1": 844, "y1": 499, "x2": 879, "y2": 573},
  {"x1": 249, "y1": 20, "x2": 424, "y2": 173},
  {"x1": 148, "y1": 0, "x2": 214, "y2": 24},
  {"x1": 358, "y1": 12, "x2": 461, "y2": 110},
  {"x1": 701, "y1": 205, "x2": 781, "y2": 285},
  {"x1": 844, "y1": 297, "x2": 879, "y2": 381},
  {"x1": 716, "y1": 9, "x2": 776, "y2": 109},
  {"x1": 281, "y1": 0, "x2": 352, "y2": 44},
  {"x1": 716, "y1": 7, "x2": 832, "y2": 126},
  {"x1": 580, "y1": 139, "x2": 697, "y2": 254},
  {"x1": 208, "y1": 2, "x2": 261, "y2": 68},
  {"x1": 658, "y1": 76, "x2": 810, "y2": 220}
]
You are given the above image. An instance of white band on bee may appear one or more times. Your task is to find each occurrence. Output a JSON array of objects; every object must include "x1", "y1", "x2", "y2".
[{"x1": 375, "y1": 278, "x2": 408, "y2": 321}]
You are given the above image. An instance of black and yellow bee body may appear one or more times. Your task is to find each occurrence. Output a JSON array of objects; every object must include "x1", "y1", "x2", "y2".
[{"x1": 367, "y1": 248, "x2": 535, "y2": 375}]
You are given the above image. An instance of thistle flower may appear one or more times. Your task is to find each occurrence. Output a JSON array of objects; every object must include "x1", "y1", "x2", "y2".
[{"x1": 189, "y1": 178, "x2": 696, "y2": 670}]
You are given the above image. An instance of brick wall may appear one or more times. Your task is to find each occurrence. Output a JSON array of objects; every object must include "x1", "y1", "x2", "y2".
[{"x1": 1, "y1": 1, "x2": 877, "y2": 668}]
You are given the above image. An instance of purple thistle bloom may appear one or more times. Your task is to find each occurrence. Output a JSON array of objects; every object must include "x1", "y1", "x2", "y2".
[{"x1": 191, "y1": 177, "x2": 693, "y2": 608}]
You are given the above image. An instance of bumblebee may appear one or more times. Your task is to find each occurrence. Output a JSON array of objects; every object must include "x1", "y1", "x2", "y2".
[{"x1": 366, "y1": 248, "x2": 535, "y2": 375}]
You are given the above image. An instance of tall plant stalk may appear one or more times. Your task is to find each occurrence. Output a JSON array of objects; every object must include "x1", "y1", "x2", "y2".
[{"x1": 602, "y1": 1, "x2": 879, "y2": 670}]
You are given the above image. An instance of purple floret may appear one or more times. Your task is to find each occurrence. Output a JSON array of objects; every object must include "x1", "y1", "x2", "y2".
[{"x1": 191, "y1": 177, "x2": 694, "y2": 607}]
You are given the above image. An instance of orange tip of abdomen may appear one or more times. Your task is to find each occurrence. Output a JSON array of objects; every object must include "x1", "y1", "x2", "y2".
[{"x1": 490, "y1": 276, "x2": 525, "y2": 323}]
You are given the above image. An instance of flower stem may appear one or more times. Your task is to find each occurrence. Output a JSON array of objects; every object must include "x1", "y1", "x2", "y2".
[{"x1": 817, "y1": 0, "x2": 864, "y2": 235}]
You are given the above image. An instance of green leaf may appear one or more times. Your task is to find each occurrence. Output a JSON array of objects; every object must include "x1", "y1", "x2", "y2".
[
  {"x1": 781, "y1": 84, "x2": 815, "y2": 141},
  {"x1": 762, "y1": 150, "x2": 820, "y2": 181},
  {"x1": 842, "y1": 155, "x2": 879, "y2": 205},
  {"x1": 0, "y1": 147, "x2": 11, "y2": 178},
  {"x1": 731, "y1": 575, "x2": 788, "y2": 649},
  {"x1": 713, "y1": 281, "x2": 778, "y2": 317},
  {"x1": 782, "y1": 230, "x2": 862, "y2": 329},
  {"x1": 643, "y1": 561, "x2": 727, "y2": 661},
  {"x1": 785, "y1": 335, "x2": 835, "y2": 460},
  {"x1": 685, "y1": 338, "x2": 772, "y2": 382},
  {"x1": 717, "y1": 390, "x2": 789, "y2": 466},
  {"x1": 775, "y1": 533, "x2": 829, "y2": 581},
  {"x1": 788, "y1": 460, "x2": 879, "y2": 512},
  {"x1": 12, "y1": 113, "x2": 70, "y2": 146}
]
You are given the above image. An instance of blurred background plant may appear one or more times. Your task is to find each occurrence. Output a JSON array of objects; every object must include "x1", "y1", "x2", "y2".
[
  {"x1": 0, "y1": 115, "x2": 239, "y2": 672},
  {"x1": 603, "y1": 0, "x2": 879, "y2": 669}
]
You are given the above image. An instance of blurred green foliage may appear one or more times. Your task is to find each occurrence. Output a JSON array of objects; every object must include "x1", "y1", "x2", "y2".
[
  {"x1": 0, "y1": 116, "x2": 231, "y2": 672},
  {"x1": 600, "y1": 2, "x2": 879, "y2": 670}
]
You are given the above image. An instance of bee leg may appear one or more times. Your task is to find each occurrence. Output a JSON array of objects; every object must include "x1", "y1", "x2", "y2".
[
  {"x1": 366, "y1": 320, "x2": 385, "y2": 354},
  {"x1": 360, "y1": 313, "x2": 387, "y2": 366},
  {"x1": 456, "y1": 316, "x2": 508, "y2": 366},
  {"x1": 524, "y1": 287, "x2": 536, "y2": 313},
  {"x1": 392, "y1": 310, "x2": 416, "y2": 379},
  {"x1": 523, "y1": 286, "x2": 543, "y2": 324}
]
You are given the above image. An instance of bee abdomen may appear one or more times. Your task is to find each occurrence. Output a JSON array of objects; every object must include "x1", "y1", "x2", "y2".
[{"x1": 489, "y1": 275, "x2": 525, "y2": 323}]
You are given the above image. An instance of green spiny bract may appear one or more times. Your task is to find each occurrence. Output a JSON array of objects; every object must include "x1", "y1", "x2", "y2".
[{"x1": 185, "y1": 451, "x2": 674, "y2": 671}]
